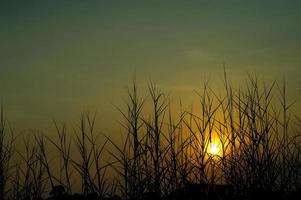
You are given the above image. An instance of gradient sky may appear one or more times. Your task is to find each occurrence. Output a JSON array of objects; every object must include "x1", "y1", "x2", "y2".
[{"x1": 1, "y1": 1, "x2": 301, "y2": 134}]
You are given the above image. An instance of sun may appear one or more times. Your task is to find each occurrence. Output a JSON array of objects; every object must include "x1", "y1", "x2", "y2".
[{"x1": 208, "y1": 142, "x2": 221, "y2": 156}]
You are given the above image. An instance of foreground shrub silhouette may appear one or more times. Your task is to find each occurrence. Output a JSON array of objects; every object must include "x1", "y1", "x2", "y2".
[{"x1": 1, "y1": 73, "x2": 301, "y2": 200}]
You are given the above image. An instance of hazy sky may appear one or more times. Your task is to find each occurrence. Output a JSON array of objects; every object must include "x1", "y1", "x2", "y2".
[{"x1": 1, "y1": 1, "x2": 301, "y2": 133}]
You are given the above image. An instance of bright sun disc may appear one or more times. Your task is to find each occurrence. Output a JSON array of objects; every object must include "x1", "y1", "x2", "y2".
[{"x1": 208, "y1": 142, "x2": 220, "y2": 156}]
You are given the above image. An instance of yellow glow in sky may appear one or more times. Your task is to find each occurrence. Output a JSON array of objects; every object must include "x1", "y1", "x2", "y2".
[{"x1": 208, "y1": 141, "x2": 221, "y2": 156}]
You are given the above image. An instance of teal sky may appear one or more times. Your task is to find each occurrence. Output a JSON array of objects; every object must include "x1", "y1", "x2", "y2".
[{"x1": 1, "y1": 1, "x2": 301, "y2": 133}]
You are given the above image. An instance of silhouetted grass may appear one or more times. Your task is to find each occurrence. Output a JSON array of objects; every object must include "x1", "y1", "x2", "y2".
[{"x1": 1, "y1": 73, "x2": 301, "y2": 200}]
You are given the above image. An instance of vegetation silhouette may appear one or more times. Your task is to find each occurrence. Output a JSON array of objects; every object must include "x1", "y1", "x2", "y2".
[{"x1": 0, "y1": 72, "x2": 301, "y2": 200}]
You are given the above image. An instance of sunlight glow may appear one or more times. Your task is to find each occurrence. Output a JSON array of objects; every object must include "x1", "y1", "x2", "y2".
[{"x1": 208, "y1": 142, "x2": 220, "y2": 156}]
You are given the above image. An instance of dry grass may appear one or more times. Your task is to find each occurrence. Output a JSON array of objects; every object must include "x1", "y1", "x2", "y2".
[{"x1": 0, "y1": 73, "x2": 301, "y2": 200}]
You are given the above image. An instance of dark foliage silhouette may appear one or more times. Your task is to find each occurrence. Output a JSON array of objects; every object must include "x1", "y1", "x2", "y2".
[{"x1": 1, "y1": 73, "x2": 301, "y2": 200}]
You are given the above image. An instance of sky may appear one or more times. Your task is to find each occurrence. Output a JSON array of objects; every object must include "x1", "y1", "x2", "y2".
[{"x1": 1, "y1": 1, "x2": 301, "y2": 134}]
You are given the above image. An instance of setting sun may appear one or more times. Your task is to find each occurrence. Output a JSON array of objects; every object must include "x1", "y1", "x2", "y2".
[
  {"x1": 1, "y1": 1, "x2": 301, "y2": 200},
  {"x1": 208, "y1": 142, "x2": 221, "y2": 156}
]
